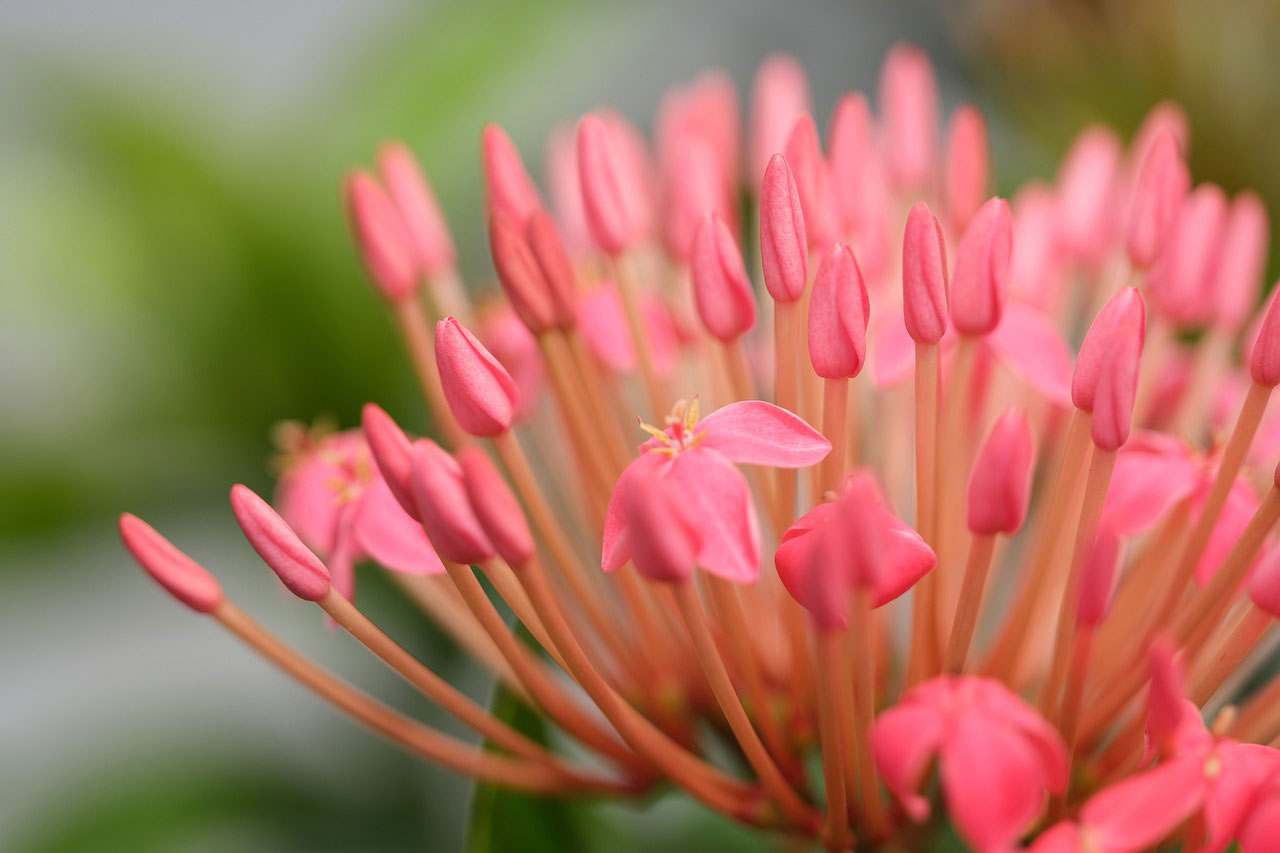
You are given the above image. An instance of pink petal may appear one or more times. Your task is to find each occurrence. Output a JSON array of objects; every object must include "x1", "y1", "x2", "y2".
[
  {"x1": 871, "y1": 309, "x2": 920, "y2": 388},
  {"x1": 1196, "y1": 481, "x2": 1261, "y2": 586},
  {"x1": 871, "y1": 699, "x2": 946, "y2": 822},
  {"x1": 328, "y1": 504, "x2": 361, "y2": 602},
  {"x1": 968, "y1": 678, "x2": 1070, "y2": 794},
  {"x1": 353, "y1": 478, "x2": 445, "y2": 576},
  {"x1": 275, "y1": 434, "x2": 366, "y2": 555},
  {"x1": 1081, "y1": 758, "x2": 1205, "y2": 851},
  {"x1": 576, "y1": 284, "x2": 678, "y2": 376},
  {"x1": 986, "y1": 302, "x2": 1073, "y2": 407},
  {"x1": 871, "y1": 511, "x2": 937, "y2": 607},
  {"x1": 668, "y1": 448, "x2": 761, "y2": 583},
  {"x1": 696, "y1": 400, "x2": 831, "y2": 468},
  {"x1": 1100, "y1": 442, "x2": 1201, "y2": 535},
  {"x1": 941, "y1": 711, "x2": 1047, "y2": 852},
  {"x1": 1027, "y1": 821, "x2": 1084, "y2": 853},
  {"x1": 1239, "y1": 782, "x2": 1280, "y2": 853},
  {"x1": 1202, "y1": 743, "x2": 1280, "y2": 853},
  {"x1": 602, "y1": 453, "x2": 670, "y2": 573},
  {"x1": 774, "y1": 502, "x2": 840, "y2": 625}
]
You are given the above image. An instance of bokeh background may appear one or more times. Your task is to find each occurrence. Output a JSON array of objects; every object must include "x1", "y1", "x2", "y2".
[{"x1": 3, "y1": 1, "x2": 1278, "y2": 850}]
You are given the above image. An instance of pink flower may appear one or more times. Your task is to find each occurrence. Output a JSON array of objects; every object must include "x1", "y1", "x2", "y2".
[
  {"x1": 872, "y1": 675, "x2": 1069, "y2": 852},
  {"x1": 477, "y1": 303, "x2": 545, "y2": 423},
  {"x1": 748, "y1": 53, "x2": 810, "y2": 183},
  {"x1": 603, "y1": 400, "x2": 829, "y2": 583},
  {"x1": 275, "y1": 428, "x2": 442, "y2": 601}
]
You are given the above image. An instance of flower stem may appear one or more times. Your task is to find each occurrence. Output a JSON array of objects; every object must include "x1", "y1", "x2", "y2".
[{"x1": 943, "y1": 533, "x2": 997, "y2": 674}]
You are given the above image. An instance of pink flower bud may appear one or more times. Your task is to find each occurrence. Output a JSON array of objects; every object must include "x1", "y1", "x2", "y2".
[
  {"x1": 1248, "y1": 545, "x2": 1280, "y2": 618},
  {"x1": 457, "y1": 445, "x2": 535, "y2": 567},
  {"x1": 545, "y1": 125, "x2": 593, "y2": 258},
  {"x1": 942, "y1": 104, "x2": 989, "y2": 232},
  {"x1": 1077, "y1": 525, "x2": 1122, "y2": 626},
  {"x1": 879, "y1": 43, "x2": 939, "y2": 190},
  {"x1": 119, "y1": 513, "x2": 223, "y2": 613},
  {"x1": 1125, "y1": 129, "x2": 1189, "y2": 270},
  {"x1": 950, "y1": 197, "x2": 1012, "y2": 336},
  {"x1": 1147, "y1": 184, "x2": 1227, "y2": 327},
  {"x1": 1250, "y1": 285, "x2": 1280, "y2": 387},
  {"x1": 482, "y1": 123, "x2": 541, "y2": 226},
  {"x1": 842, "y1": 472, "x2": 888, "y2": 589},
  {"x1": 691, "y1": 212, "x2": 756, "y2": 342},
  {"x1": 523, "y1": 210, "x2": 579, "y2": 330},
  {"x1": 966, "y1": 409, "x2": 1035, "y2": 535},
  {"x1": 656, "y1": 70, "x2": 741, "y2": 192},
  {"x1": 623, "y1": 468, "x2": 699, "y2": 583},
  {"x1": 760, "y1": 154, "x2": 808, "y2": 303},
  {"x1": 598, "y1": 110, "x2": 658, "y2": 242},
  {"x1": 409, "y1": 439, "x2": 493, "y2": 565},
  {"x1": 1215, "y1": 192, "x2": 1269, "y2": 331},
  {"x1": 1091, "y1": 301, "x2": 1146, "y2": 451},
  {"x1": 489, "y1": 211, "x2": 556, "y2": 333},
  {"x1": 361, "y1": 403, "x2": 416, "y2": 518},
  {"x1": 902, "y1": 201, "x2": 949, "y2": 343},
  {"x1": 576, "y1": 114, "x2": 634, "y2": 256},
  {"x1": 1056, "y1": 126, "x2": 1123, "y2": 266},
  {"x1": 230, "y1": 484, "x2": 331, "y2": 601},
  {"x1": 749, "y1": 53, "x2": 810, "y2": 183},
  {"x1": 663, "y1": 136, "x2": 732, "y2": 261},
  {"x1": 377, "y1": 141, "x2": 456, "y2": 277},
  {"x1": 807, "y1": 243, "x2": 869, "y2": 379},
  {"x1": 1144, "y1": 635, "x2": 1185, "y2": 759},
  {"x1": 784, "y1": 113, "x2": 839, "y2": 250},
  {"x1": 828, "y1": 92, "x2": 873, "y2": 234},
  {"x1": 1073, "y1": 288, "x2": 1145, "y2": 412},
  {"x1": 344, "y1": 171, "x2": 419, "y2": 303},
  {"x1": 434, "y1": 317, "x2": 520, "y2": 437}
]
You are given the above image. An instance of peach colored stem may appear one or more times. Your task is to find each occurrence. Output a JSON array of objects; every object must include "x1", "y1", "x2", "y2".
[
  {"x1": 908, "y1": 341, "x2": 941, "y2": 685},
  {"x1": 534, "y1": 333, "x2": 614, "y2": 512},
  {"x1": 1189, "y1": 605, "x2": 1272, "y2": 706},
  {"x1": 820, "y1": 378, "x2": 849, "y2": 494},
  {"x1": 563, "y1": 327, "x2": 633, "y2": 472},
  {"x1": 477, "y1": 558, "x2": 567, "y2": 671},
  {"x1": 612, "y1": 252, "x2": 668, "y2": 419},
  {"x1": 933, "y1": 336, "x2": 979, "y2": 645},
  {"x1": 944, "y1": 533, "x2": 998, "y2": 674},
  {"x1": 213, "y1": 601, "x2": 629, "y2": 795},
  {"x1": 393, "y1": 298, "x2": 466, "y2": 449},
  {"x1": 814, "y1": 630, "x2": 852, "y2": 850},
  {"x1": 850, "y1": 586, "x2": 888, "y2": 839}
]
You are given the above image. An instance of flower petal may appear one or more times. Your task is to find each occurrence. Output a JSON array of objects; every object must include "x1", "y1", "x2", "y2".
[
  {"x1": 871, "y1": 511, "x2": 937, "y2": 607},
  {"x1": 1197, "y1": 481, "x2": 1261, "y2": 586},
  {"x1": 1081, "y1": 757, "x2": 1205, "y2": 852},
  {"x1": 1203, "y1": 743, "x2": 1280, "y2": 853},
  {"x1": 696, "y1": 400, "x2": 830, "y2": 468},
  {"x1": 602, "y1": 453, "x2": 669, "y2": 573},
  {"x1": 774, "y1": 502, "x2": 835, "y2": 622},
  {"x1": 353, "y1": 478, "x2": 445, "y2": 576},
  {"x1": 1101, "y1": 441, "x2": 1202, "y2": 536},
  {"x1": 871, "y1": 699, "x2": 946, "y2": 823},
  {"x1": 669, "y1": 448, "x2": 761, "y2": 583},
  {"x1": 986, "y1": 302, "x2": 1073, "y2": 407},
  {"x1": 941, "y1": 712, "x2": 1048, "y2": 852}
]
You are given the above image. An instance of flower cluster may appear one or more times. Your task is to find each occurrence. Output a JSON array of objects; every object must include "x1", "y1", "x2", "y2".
[{"x1": 121, "y1": 43, "x2": 1280, "y2": 851}]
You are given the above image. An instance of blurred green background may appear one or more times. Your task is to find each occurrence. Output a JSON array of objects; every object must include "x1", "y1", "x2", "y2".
[{"x1": 3, "y1": 0, "x2": 1278, "y2": 850}]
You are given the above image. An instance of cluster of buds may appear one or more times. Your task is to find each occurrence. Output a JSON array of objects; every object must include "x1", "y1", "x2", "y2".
[{"x1": 122, "y1": 43, "x2": 1280, "y2": 851}]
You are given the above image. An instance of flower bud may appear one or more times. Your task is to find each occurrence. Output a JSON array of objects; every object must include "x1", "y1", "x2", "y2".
[
  {"x1": 1091, "y1": 303, "x2": 1146, "y2": 451},
  {"x1": 1077, "y1": 525, "x2": 1122, "y2": 626},
  {"x1": 435, "y1": 317, "x2": 520, "y2": 437},
  {"x1": 966, "y1": 409, "x2": 1035, "y2": 536},
  {"x1": 1073, "y1": 288, "x2": 1145, "y2": 412},
  {"x1": 942, "y1": 104, "x2": 989, "y2": 232},
  {"x1": 482, "y1": 123, "x2": 541, "y2": 225},
  {"x1": 749, "y1": 53, "x2": 810, "y2": 183},
  {"x1": 691, "y1": 213, "x2": 756, "y2": 342},
  {"x1": 902, "y1": 201, "x2": 949, "y2": 343},
  {"x1": 1147, "y1": 184, "x2": 1227, "y2": 327},
  {"x1": 1215, "y1": 192, "x2": 1269, "y2": 331},
  {"x1": 663, "y1": 136, "x2": 731, "y2": 261},
  {"x1": 409, "y1": 440, "x2": 493, "y2": 565},
  {"x1": 828, "y1": 92, "x2": 873, "y2": 234},
  {"x1": 576, "y1": 114, "x2": 634, "y2": 256},
  {"x1": 523, "y1": 209, "x2": 579, "y2": 329},
  {"x1": 361, "y1": 403, "x2": 416, "y2": 518},
  {"x1": 1248, "y1": 545, "x2": 1280, "y2": 618},
  {"x1": 377, "y1": 141, "x2": 456, "y2": 277},
  {"x1": 1250, "y1": 286, "x2": 1280, "y2": 388},
  {"x1": 1057, "y1": 126, "x2": 1122, "y2": 266},
  {"x1": 784, "y1": 113, "x2": 839, "y2": 250},
  {"x1": 951, "y1": 197, "x2": 1012, "y2": 336},
  {"x1": 807, "y1": 243, "x2": 869, "y2": 379},
  {"x1": 489, "y1": 211, "x2": 556, "y2": 333},
  {"x1": 760, "y1": 154, "x2": 808, "y2": 303},
  {"x1": 119, "y1": 513, "x2": 223, "y2": 613},
  {"x1": 1125, "y1": 129, "x2": 1189, "y2": 270},
  {"x1": 879, "y1": 43, "x2": 938, "y2": 190},
  {"x1": 230, "y1": 485, "x2": 330, "y2": 601},
  {"x1": 344, "y1": 171, "x2": 419, "y2": 303},
  {"x1": 457, "y1": 445, "x2": 536, "y2": 567}
]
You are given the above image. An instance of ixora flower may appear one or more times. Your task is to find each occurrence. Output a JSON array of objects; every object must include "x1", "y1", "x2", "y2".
[{"x1": 120, "y1": 43, "x2": 1280, "y2": 851}]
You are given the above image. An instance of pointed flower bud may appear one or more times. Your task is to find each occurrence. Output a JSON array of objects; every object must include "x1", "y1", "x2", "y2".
[
  {"x1": 942, "y1": 104, "x2": 989, "y2": 231},
  {"x1": 377, "y1": 141, "x2": 456, "y2": 277},
  {"x1": 457, "y1": 445, "x2": 535, "y2": 567},
  {"x1": 807, "y1": 243, "x2": 869, "y2": 379},
  {"x1": 760, "y1": 154, "x2": 808, "y2": 303},
  {"x1": 489, "y1": 211, "x2": 556, "y2": 333},
  {"x1": 950, "y1": 197, "x2": 1012, "y2": 336},
  {"x1": 828, "y1": 92, "x2": 873, "y2": 233},
  {"x1": 623, "y1": 468, "x2": 700, "y2": 583},
  {"x1": 1073, "y1": 288, "x2": 1146, "y2": 412},
  {"x1": 842, "y1": 471, "x2": 889, "y2": 589},
  {"x1": 1077, "y1": 525, "x2": 1122, "y2": 627},
  {"x1": 119, "y1": 513, "x2": 223, "y2": 613},
  {"x1": 576, "y1": 114, "x2": 634, "y2": 256},
  {"x1": 663, "y1": 135, "x2": 731, "y2": 261},
  {"x1": 1248, "y1": 545, "x2": 1280, "y2": 618},
  {"x1": 902, "y1": 201, "x2": 949, "y2": 343},
  {"x1": 230, "y1": 484, "x2": 331, "y2": 601},
  {"x1": 344, "y1": 171, "x2": 419, "y2": 303},
  {"x1": 1147, "y1": 184, "x2": 1228, "y2": 327},
  {"x1": 361, "y1": 403, "x2": 416, "y2": 518},
  {"x1": 435, "y1": 317, "x2": 520, "y2": 437},
  {"x1": 749, "y1": 53, "x2": 810, "y2": 183},
  {"x1": 523, "y1": 210, "x2": 579, "y2": 329},
  {"x1": 1057, "y1": 126, "x2": 1123, "y2": 266},
  {"x1": 879, "y1": 43, "x2": 939, "y2": 190},
  {"x1": 409, "y1": 439, "x2": 493, "y2": 565},
  {"x1": 1216, "y1": 192, "x2": 1269, "y2": 331},
  {"x1": 1250, "y1": 284, "x2": 1280, "y2": 387},
  {"x1": 1091, "y1": 300, "x2": 1146, "y2": 451},
  {"x1": 966, "y1": 409, "x2": 1035, "y2": 536},
  {"x1": 691, "y1": 212, "x2": 756, "y2": 341},
  {"x1": 482, "y1": 123, "x2": 541, "y2": 226},
  {"x1": 1125, "y1": 129, "x2": 1189, "y2": 269},
  {"x1": 784, "y1": 113, "x2": 839, "y2": 250}
]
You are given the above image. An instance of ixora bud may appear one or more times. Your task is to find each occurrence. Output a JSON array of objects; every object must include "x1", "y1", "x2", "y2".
[
  {"x1": 1072, "y1": 288, "x2": 1145, "y2": 412},
  {"x1": 576, "y1": 114, "x2": 634, "y2": 256},
  {"x1": 1250, "y1": 283, "x2": 1280, "y2": 387},
  {"x1": 360, "y1": 403, "x2": 416, "y2": 518},
  {"x1": 230, "y1": 485, "x2": 331, "y2": 601},
  {"x1": 1125, "y1": 128, "x2": 1189, "y2": 270},
  {"x1": 784, "y1": 113, "x2": 839, "y2": 250},
  {"x1": 523, "y1": 209, "x2": 579, "y2": 329},
  {"x1": 966, "y1": 409, "x2": 1034, "y2": 536},
  {"x1": 119, "y1": 514, "x2": 223, "y2": 613},
  {"x1": 377, "y1": 141, "x2": 456, "y2": 278},
  {"x1": 1090, "y1": 300, "x2": 1145, "y2": 451},
  {"x1": 490, "y1": 210, "x2": 557, "y2": 333},
  {"x1": 690, "y1": 212, "x2": 756, "y2": 342},
  {"x1": 1076, "y1": 524, "x2": 1122, "y2": 627},
  {"x1": 760, "y1": 154, "x2": 808, "y2": 303},
  {"x1": 481, "y1": 123, "x2": 541, "y2": 225},
  {"x1": 950, "y1": 197, "x2": 1012, "y2": 336},
  {"x1": 456, "y1": 445, "x2": 536, "y2": 567},
  {"x1": 434, "y1": 317, "x2": 520, "y2": 437},
  {"x1": 942, "y1": 104, "x2": 989, "y2": 231},
  {"x1": 807, "y1": 243, "x2": 869, "y2": 379},
  {"x1": 878, "y1": 42, "x2": 938, "y2": 190},
  {"x1": 901, "y1": 201, "x2": 949, "y2": 343},
  {"x1": 409, "y1": 439, "x2": 494, "y2": 565},
  {"x1": 749, "y1": 53, "x2": 810, "y2": 182},
  {"x1": 344, "y1": 171, "x2": 419, "y2": 303}
]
